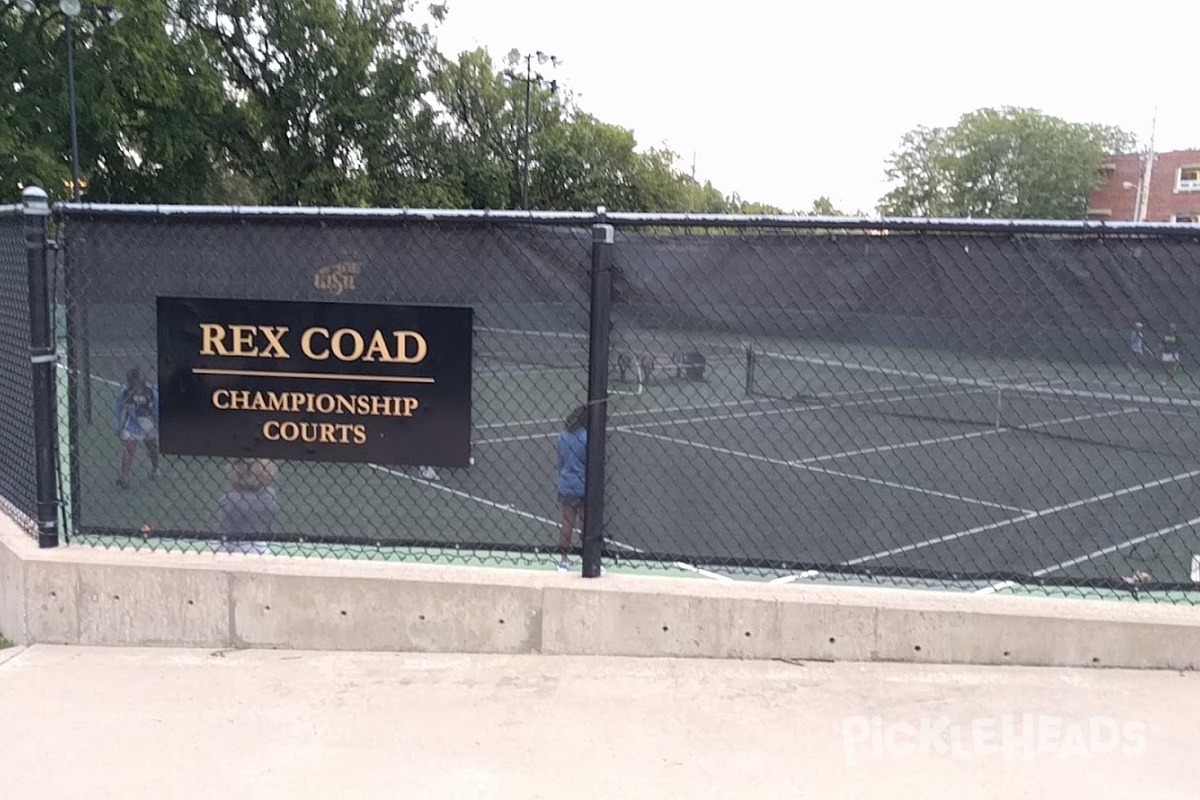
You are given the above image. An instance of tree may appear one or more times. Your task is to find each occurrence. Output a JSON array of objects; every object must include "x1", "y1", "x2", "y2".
[
  {"x1": 177, "y1": 0, "x2": 443, "y2": 206},
  {"x1": 3, "y1": 0, "x2": 791, "y2": 211},
  {"x1": 877, "y1": 107, "x2": 1137, "y2": 219},
  {"x1": 809, "y1": 196, "x2": 843, "y2": 216},
  {"x1": 1, "y1": 0, "x2": 228, "y2": 202},
  {"x1": 429, "y1": 47, "x2": 567, "y2": 209}
]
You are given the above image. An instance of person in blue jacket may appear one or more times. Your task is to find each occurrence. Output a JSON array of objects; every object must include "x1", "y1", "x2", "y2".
[
  {"x1": 556, "y1": 405, "x2": 588, "y2": 570},
  {"x1": 112, "y1": 367, "x2": 160, "y2": 488}
]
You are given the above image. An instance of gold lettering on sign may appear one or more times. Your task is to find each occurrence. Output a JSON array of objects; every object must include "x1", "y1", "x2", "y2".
[
  {"x1": 262, "y1": 420, "x2": 368, "y2": 445},
  {"x1": 299, "y1": 327, "x2": 428, "y2": 364},
  {"x1": 198, "y1": 324, "x2": 429, "y2": 367},
  {"x1": 209, "y1": 390, "x2": 420, "y2": 418},
  {"x1": 199, "y1": 324, "x2": 290, "y2": 357}
]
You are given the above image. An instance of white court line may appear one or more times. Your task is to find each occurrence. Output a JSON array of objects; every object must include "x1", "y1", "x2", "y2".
[
  {"x1": 476, "y1": 415, "x2": 565, "y2": 431},
  {"x1": 367, "y1": 464, "x2": 734, "y2": 581},
  {"x1": 474, "y1": 431, "x2": 560, "y2": 445},
  {"x1": 768, "y1": 571, "x2": 819, "y2": 584},
  {"x1": 474, "y1": 384, "x2": 971, "y2": 444},
  {"x1": 845, "y1": 467, "x2": 1200, "y2": 567},
  {"x1": 475, "y1": 397, "x2": 767, "y2": 431},
  {"x1": 796, "y1": 407, "x2": 1140, "y2": 465},
  {"x1": 675, "y1": 564, "x2": 735, "y2": 581},
  {"x1": 976, "y1": 515, "x2": 1200, "y2": 594},
  {"x1": 474, "y1": 375, "x2": 1115, "y2": 447},
  {"x1": 759, "y1": 350, "x2": 1200, "y2": 410},
  {"x1": 476, "y1": 377, "x2": 950, "y2": 434},
  {"x1": 625, "y1": 428, "x2": 1032, "y2": 514},
  {"x1": 58, "y1": 362, "x2": 119, "y2": 387},
  {"x1": 1032, "y1": 516, "x2": 1200, "y2": 578},
  {"x1": 616, "y1": 386, "x2": 979, "y2": 432},
  {"x1": 367, "y1": 464, "x2": 560, "y2": 527}
]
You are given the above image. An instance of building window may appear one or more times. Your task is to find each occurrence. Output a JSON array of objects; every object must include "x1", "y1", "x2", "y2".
[
  {"x1": 1178, "y1": 166, "x2": 1200, "y2": 192},
  {"x1": 1173, "y1": 213, "x2": 1200, "y2": 223}
]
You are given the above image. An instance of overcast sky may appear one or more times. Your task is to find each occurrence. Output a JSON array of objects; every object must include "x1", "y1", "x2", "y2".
[{"x1": 430, "y1": 0, "x2": 1197, "y2": 215}]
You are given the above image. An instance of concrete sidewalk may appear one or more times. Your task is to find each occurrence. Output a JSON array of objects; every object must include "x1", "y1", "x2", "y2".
[{"x1": 0, "y1": 646, "x2": 1195, "y2": 799}]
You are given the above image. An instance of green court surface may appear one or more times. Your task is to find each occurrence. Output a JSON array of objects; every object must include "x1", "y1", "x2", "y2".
[
  {"x1": 55, "y1": 330, "x2": 754, "y2": 579},
  {"x1": 52, "y1": 324, "x2": 1200, "y2": 598}
]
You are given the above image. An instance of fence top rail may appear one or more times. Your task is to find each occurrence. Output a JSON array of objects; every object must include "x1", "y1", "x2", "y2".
[
  {"x1": 48, "y1": 201, "x2": 1200, "y2": 237},
  {"x1": 0, "y1": 204, "x2": 19, "y2": 217},
  {"x1": 604, "y1": 212, "x2": 1200, "y2": 237},
  {"x1": 53, "y1": 202, "x2": 599, "y2": 225}
]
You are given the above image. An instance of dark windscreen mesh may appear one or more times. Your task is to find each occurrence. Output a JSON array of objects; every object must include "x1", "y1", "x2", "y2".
[
  {"x1": 0, "y1": 211, "x2": 37, "y2": 529},
  {"x1": 603, "y1": 223, "x2": 1200, "y2": 589},
  {"x1": 745, "y1": 347, "x2": 1200, "y2": 462},
  {"x1": 57, "y1": 207, "x2": 1200, "y2": 595},
  {"x1": 61, "y1": 213, "x2": 593, "y2": 553}
]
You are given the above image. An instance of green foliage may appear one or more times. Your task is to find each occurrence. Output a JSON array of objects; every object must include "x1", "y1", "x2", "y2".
[
  {"x1": 0, "y1": 0, "x2": 829, "y2": 211},
  {"x1": 2, "y1": 0, "x2": 227, "y2": 202},
  {"x1": 177, "y1": 0, "x2": 440, "y2": 206},
  {"x1": 809, "y1": 196, "x2": 842, "y2": 216},
  {"x1": 878, "y1": 107, "x2": 1137, "y2": 219}
]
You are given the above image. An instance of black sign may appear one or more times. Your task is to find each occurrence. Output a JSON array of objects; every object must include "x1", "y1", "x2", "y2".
[{"x1": 156, "y1": 296, "x2": 473, "y2": 467}]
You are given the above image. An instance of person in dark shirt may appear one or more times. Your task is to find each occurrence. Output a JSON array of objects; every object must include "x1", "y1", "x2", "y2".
[
  {"x1": 555, "y1": 405, "x2": 588, "y2": 571},
  {"x1": 1161, "y1": 324, "x2": 1181, "y2": 377}
]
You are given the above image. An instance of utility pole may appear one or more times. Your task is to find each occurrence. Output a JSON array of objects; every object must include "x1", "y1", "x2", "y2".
[
  {"x1": 14, "y1": 0, "x2": 124, "y2": 201},
  {"x1": 504, "y1": 49, "x2": 559, "y2": 210},
  {"x1": 522, "y1": 55, "x2": 533, "y2": 211},
  {"x1": 1137, "y1": 109, "x2": 1158, "y2": 222}
]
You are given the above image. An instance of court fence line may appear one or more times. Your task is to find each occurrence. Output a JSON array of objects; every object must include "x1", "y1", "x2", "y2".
[
  {"x1": 2, "y1": 187, "x2": 1199, "y2": 602},
  {"x1": 0, "y1": 189, "x2": 59, "y2": 546}
]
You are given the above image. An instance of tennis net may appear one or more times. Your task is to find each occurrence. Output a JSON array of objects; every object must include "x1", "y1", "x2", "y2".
[
  {"x1": 474, "y1": 327, "x2": 588, "y2": 370},
  {"x1": 745, "y1": 347, "x2": 1200, "y2": 461},
  {"x1": 471, "y1": 326, "x2": 645, "y2": 394}
]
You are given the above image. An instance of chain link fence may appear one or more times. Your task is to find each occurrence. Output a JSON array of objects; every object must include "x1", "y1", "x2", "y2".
[
  {"x1": 0, "y1": 205, "x2": 38, "y2": 531},
  {"x1": 56, "y1": 207, "x2": 597, "y2": 564},
  {"x1": 603, "y1": 219, "x2": 1200, "y2": 598},
  {"x1": 29, "y1": 199, "x2": 1200, "y2": 601}
]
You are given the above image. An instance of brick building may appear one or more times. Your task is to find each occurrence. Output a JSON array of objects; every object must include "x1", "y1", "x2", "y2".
[{"x1": 1087, "y1": 149, "x2": 1200, "y2": 223}]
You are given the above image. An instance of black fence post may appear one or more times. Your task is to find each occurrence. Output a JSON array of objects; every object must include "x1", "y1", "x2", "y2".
[
  {"x1": 61, "y1": 217, "x2": 82, "y2": 540},
  {"x1": 22, "y1": 187, "x2": 59, "y2": 548},
  {"x1": 581, "y1": 208, "x2": 614, "y2": 578}
]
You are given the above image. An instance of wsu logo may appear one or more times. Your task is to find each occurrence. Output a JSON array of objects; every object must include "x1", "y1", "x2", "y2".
[{"x1": 313, "y1": 262, "x2": 361, "y2": 296}]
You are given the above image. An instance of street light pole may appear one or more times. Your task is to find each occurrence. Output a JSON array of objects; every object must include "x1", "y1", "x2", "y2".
[
  {"x1": 504, "y1": 49, "x2": 559, "y2": 211},
  {"x1": 522, "y1": 55, "x2": 532, "y2": 211},
  {"x1": 15, "y1": 0, "x2": 122, "y2": 201},
  {"x1": 64, "y1": 15, "x2": 81, "y2": 201}
]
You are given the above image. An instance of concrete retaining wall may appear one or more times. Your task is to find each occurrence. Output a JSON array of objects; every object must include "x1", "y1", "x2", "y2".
[{"x1": 2, "y1": 513, "x2": 1199, "y2": 669}]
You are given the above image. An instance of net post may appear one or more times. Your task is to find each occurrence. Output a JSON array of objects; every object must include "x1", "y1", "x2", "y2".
[
  {"x1": 581, "y1": 210, "x2": 614, "y2": 579},
  {"x1": 22, "y1": 187, "x2": 60, "y2": 548}
]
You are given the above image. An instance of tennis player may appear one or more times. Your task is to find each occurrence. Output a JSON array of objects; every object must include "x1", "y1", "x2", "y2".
[
  {"x1": 1128, "y1": 322, "x2": 1147, "y2": 370},
  {"x1": 555, "y1": 405, "x2": 588, "y2": 571},
  {"x1": 1161, "y1": 324, "x2": 1182, "y2": 377},
  {"x1": 113, "y1": 367, "x2": 160, "y2": 488}
]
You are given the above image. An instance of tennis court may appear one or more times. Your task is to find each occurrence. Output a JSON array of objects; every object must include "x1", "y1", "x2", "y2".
[{"x1": 55, "y1": 318, "x2": 1200, "y2": 594}]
